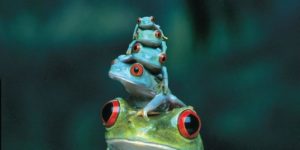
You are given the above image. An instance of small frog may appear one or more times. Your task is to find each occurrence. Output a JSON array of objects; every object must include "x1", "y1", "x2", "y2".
[
  {"x1": 126, "y1": 29, "x2": 167, "y2": 55},
  {"x1": 119, "y1": 43, "x2": 169, "y2": 94},
  {"x1": 101, "y1": 98, "x2": 204, "y2": 150},
  {"x1": 109, "y1": 57, "x2": 185, "y2": 120},
  {"x1": 132, "y1": 16, "x2": 168, "y2": 40}
]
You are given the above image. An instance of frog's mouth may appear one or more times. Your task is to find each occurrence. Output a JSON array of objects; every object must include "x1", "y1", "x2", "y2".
[
  {"x1": 137, "y1": 39, "x2": 161, "y2": 46},
  {"x1": 107, "y1": 139, "x2": 176, "y2": 150},
  {"x1": 139, "y1": 24, "x2": 155, "y2": 29},
  {"x1": 109, "y1": 72, "x2": 137, "y2": 85}
]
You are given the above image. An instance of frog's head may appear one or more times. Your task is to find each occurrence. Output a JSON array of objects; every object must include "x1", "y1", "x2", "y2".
[
  {"x1": 137, "y1": 16, "x2": 156, "y2": 29},
  {"x1": 109, "y1": 56, "x2": 158, "y2": 97},
  {"x1": 135, "y1": 29, "x2": 163, "y2": 47},
  {"x1": 101, "y1": 98, "x2": 204, "y2": 150},
  {"x1": 130, "y1": 42, "x2": 167, "y2": 71}
]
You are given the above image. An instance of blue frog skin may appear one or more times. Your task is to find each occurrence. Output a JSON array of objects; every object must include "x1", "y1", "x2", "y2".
[
  {"x1": 126, "y1": 29, "x2": 167, "y2": 54},
  {"x1": 119, "y1": 43, "x2": 169, "y2": 94},
  {"x1": 101, "y1": 98, "x2": 204, "y2": 150},
  {"x1": 108, "y1": 56, "x2": 185, "y2": 120},
  {"x1": 132, "y1": 16, "x2": 168, "y2": 40}
]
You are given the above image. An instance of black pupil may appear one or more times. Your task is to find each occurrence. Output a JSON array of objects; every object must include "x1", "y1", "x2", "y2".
[
  {"x1": 102, "y1": 102, "x2": 113, "y2": 123},
  {"x1": 184, "y1": 114, "x2": 199, "y2": 135},
  {"x1": 134, "y1": 67, "x2": 139, "y2": 73}
]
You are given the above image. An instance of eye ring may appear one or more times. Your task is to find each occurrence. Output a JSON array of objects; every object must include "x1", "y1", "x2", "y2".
[
  {"x1": 178, "y1": 109, "x2": 201, "y2": 139},
  {"x1": 155, "y1": 30, "x2": 162, "y2": 39},
  {"x1": 137, "y1": 17, "x2": 142, "y2": 24},
  {"x1": 150, "y1": 16, "x2": 155, "y2": 22},
  {"x1": 159, "y1": 53, "x2": 167, "y2": 64},
  {"x1": 130, "y1": 63, "x2": 144, "y2": 76},
  {"x1": 101, "y1": 100, "x2": 120, "y2": 128},
  {"x1": 132, "y1": 43, "x2": 141, "y2": 53}
]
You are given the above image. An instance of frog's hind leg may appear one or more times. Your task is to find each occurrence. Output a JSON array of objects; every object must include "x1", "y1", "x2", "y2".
[
  {"x1": 161, "y1": 66, "x2": 169, "y2": 94},
  {"x1": 132, "y1": 25, "x2": 138, "y2": 39},
  {"x1": 161, "y1": 41, "x2": 167, "y2": 53},
  {"x1": 126, "y1": 40, "x2": 137, "y2": 54},
  {"x1": 138, "y1": 93, "x2": 167, "y2": 120}
]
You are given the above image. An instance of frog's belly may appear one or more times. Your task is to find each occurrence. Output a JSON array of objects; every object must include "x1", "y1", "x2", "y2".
[{"x1": 107, "y1": 139, "x2": 176, "y2": 150}]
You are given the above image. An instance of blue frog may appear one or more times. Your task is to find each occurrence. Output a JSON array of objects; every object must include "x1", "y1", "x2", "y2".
[{"x1": 109, "y1": 56, "x2": 185, "y2": 120}]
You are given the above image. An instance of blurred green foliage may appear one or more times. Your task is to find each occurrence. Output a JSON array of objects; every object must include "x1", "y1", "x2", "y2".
[{"x1": 1, "y1": 0, "x2": 299, "y2": 150}]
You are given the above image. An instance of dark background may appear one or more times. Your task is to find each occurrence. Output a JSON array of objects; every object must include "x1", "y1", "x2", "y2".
[{"x1": 1, "y1": 0, "x2": 300, "y2": 149}]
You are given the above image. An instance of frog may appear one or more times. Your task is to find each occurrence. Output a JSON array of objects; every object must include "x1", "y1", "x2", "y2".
[
  {"x1": 119, "y1": 43, "x2": 169, "y2": 94},
  {"x1": 132, "y1": 16, "x2": 168, "y2": 40},
  {"x1": 126, "y1": 29, "x2": 167, "y2": 55},
  {"x1": 108, "y1": 56, "x2": 185, "y2": 120},
  {"x1": 101, "y1": 98, "x2": 204, "y2": 150}
]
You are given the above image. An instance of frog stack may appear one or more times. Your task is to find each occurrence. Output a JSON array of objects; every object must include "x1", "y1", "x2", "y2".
[{"x1": 101, "y1": 16, "x2": 204, "y2": 150}]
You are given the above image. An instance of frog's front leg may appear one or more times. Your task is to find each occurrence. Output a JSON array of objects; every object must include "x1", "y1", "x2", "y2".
[
  {"x1": 139, "y1": 93, "x2": 167, "y2": 120},
  {"x1": 161, "y1": 66, "x2": 169, "y2": 94},
  {"x1": 132, "y1": 25, "x2": 138, "y2": 39},
  {"x1": 126, "y1": 40, "x2": 136, "y2": 54},
  {"x1": 161, "y1": 41, "x2": 167, "y2": 53},
  {"x1": 156, "y1": 27, "x2": 168, "y2": 40}
]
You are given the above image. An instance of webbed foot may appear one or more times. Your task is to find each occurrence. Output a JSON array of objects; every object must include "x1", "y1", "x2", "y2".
[
  {"x1": 136, "y1": 110, "x2": 160, "y2": 121},
  {"x1": 163, "y1": 35, "x2": 168, "y2": 40},
  {"x1": 136, "y1": 109, "x2": 149, "y2": 121}
]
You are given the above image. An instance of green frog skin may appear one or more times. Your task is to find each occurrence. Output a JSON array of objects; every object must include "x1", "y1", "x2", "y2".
[
  {"x1": 132, "y1": 16, "x2": 168, "y2": 40},
  {"x1": 126, "y1": 29, "x2": 167, "y2": 54},
  {"x1": 109, "y1": 57, "x2": 185, "y2": 120},
  {"x1": 101, "y1": 98, "x2": 204, "y2": 150}
]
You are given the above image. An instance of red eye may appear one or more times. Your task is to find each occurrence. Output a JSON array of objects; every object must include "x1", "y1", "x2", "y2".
[
  {"x1": 155, "y1": 30, "x2": 161, "y2": 38},
  {"x1": 137, "y1": 17, "x2": 142, "y2": 24},
  {"x1": 159, "y1": 53, "x2": 167, "y2": 64},
  {"x1": 132, "y1": 43, "x2": 141, "y2": 53},
  {"x1": 150, "y1": 16, "x2": 155, "y2": 22},
  {"x1": 130, "y1": 63, "x2": 143, "y2": 76},
  {"x1": 178, "y1": 109, "x2": 201, "y2": 139},
  {"x1": 101, "y1": 100, "x2": 120, "y2": 128}
]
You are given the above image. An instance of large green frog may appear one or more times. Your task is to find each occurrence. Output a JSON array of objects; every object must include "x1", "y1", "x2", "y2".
[{"x1": 101, "y1": 98, "x2": 204, "y2": 150}]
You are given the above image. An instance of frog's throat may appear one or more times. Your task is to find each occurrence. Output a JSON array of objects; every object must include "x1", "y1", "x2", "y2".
[
  {"x1": 109, "y1": 72, "x2": 155, "y2": 96},
  {"x1": 107, "y1": 139, "x2": 176, "y2": 150}
]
